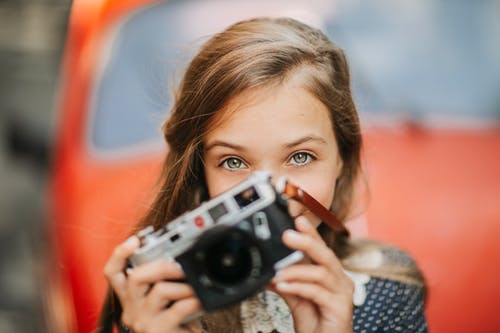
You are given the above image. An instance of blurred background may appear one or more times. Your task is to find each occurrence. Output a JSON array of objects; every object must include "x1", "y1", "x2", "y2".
[
  {"x1": 0, "y1": 0, "x2": 499, "y2": 332},
  {"x1": 0, "y1": 0, "x2": 70, "y2": 332}
]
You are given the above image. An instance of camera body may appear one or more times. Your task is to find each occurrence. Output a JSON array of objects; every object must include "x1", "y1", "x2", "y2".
[{"x1": 129, "y1": 171, "x2": 303, "y2": 311}]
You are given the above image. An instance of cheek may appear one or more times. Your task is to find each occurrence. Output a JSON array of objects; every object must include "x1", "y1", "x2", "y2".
[
  {"x1": 285, "y1": 174, "x2": 337, "y2": 227},
  {"x1": 205, "y1": 178, "x2": 227, "y2": 198},
  {"x1": 204, "y1": 167, "x2": 249, "y2": 198},
  {"x1": 292, "y1": 174, "x2": 337, "y2": 209},
  {"x1": 204, "y1": 167, "x2": 223, "y2": 197}
]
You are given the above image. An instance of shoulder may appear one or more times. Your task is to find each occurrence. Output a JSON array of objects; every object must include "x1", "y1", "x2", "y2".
[
  {"x1": 342, "y1": 239, "x2": 425, "y2": 286},
  {"x1": 342, "y1": 239, "x2": 429, "y2": 331}
]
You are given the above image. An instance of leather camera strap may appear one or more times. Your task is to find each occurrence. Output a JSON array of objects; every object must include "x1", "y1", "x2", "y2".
[{"x1": 280, "y1": 180, "x2": 349, "y2": 236}]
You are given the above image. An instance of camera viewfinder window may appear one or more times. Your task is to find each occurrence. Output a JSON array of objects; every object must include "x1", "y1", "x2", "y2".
[
  {"x1": 208, "y1": 203, "x2": 229, "y2": 222},
  {"x1": 235, "y1": 187, "x2": 260, "y2": 209}
]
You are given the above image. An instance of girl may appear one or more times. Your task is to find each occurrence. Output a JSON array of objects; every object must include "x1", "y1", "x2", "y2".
[{"x1": 100, "y1": 17, "x2": 427, "y2": 333}]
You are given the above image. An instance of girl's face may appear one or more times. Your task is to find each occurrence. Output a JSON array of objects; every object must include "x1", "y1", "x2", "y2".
[{"x1": 203, "y1": 82, "x2": 343, "y2": 227}]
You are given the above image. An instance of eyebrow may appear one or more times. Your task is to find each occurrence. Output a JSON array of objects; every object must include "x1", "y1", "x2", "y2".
[
  {"x1": 204, "y1": 135, "x2": 327, "y2": 152},
  {"x1": 204, "y1": 140, "x2": 247, "y2": 152},
  {"x1": 284, "y1": 135, "x2": 328, "y2": 148}
]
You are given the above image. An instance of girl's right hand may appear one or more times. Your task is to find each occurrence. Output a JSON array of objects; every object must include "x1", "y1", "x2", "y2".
[{"x1": 104, "y1": 236, "x2": 202, "y2": 333}]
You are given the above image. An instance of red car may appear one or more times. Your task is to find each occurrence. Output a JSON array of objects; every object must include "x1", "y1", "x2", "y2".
[{"x1": 46, "y1": 0, "x2": 500, "y2": 332}]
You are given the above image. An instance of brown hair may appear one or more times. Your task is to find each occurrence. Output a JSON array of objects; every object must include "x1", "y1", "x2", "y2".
[{"x1": 98, "y1": 17, "x2": 422, "y2": 332}]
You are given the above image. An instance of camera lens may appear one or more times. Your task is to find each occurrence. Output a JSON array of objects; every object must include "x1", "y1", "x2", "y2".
[{"x1": 205, "y1": 230, "x2": 253, "y2": 285}]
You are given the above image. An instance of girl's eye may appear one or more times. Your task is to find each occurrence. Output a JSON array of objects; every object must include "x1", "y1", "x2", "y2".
[
  {"x1": 289, "y1": 152, "x2": 314, "y2": 165},
  {"x1": 221, "y1": 157, "x2": 247, "y2": 170}
]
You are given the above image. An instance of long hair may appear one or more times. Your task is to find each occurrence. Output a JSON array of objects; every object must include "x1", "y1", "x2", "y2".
[{"x1": 98, "y1": 17, "x2": 421, "y2": 332}]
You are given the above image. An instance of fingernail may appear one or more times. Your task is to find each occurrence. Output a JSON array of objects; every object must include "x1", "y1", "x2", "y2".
[
  {"x1": 276, "y1": 282, "x2": 290, "y2": 290},
  {"x1": 125, "y1": 268, "x2": 133, "y2": 275},
  {"x1": 296, "y1": 217, "x2": 311, "y2": 230},
  {"x1": 124, "y1": 236, "x2": 138, "y2": 247},
  {"x1": 284, "y1": 229, "x2": 302, "y2": 242},
  {"x1": 175, "y1": 262, "x2": 183, "y2": 271},
  {"x1": 271, "y1": 271, "x2": 282, "y2": 283}
]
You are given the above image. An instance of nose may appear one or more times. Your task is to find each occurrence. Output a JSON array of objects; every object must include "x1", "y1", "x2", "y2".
[{"x1": 255, "y1": 167, "x2": 287, "y2": 188}]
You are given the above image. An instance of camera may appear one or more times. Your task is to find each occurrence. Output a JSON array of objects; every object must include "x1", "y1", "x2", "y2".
[{"x1": 128, "y1": 171, "x2": 303, "y2": 312}]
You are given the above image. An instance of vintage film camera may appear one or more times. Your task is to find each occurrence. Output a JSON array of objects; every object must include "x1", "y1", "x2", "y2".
[
  {"x1": 129, "y1": 171, "x2": 347, "y2": 312},
  {"x1": 129, "y1": 171, "x2": 302, "y2": 311}
]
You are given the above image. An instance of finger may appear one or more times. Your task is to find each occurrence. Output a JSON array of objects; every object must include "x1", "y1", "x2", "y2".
[
  {"x1": 294, "y1": 216, "x2": 323, "y2": 241},
  {"x1": 265, "y1": 282, "x2": 301, "y2": 314},
  {"x1": 155, "y1": 298, "x2": 202, "y2": 328},
  {"x1": 127, "y1": 260, "x2": 185, "y2": 300},
  {"x1": 275, "y1": 281, "x2": 353, "y2": 328},
  {"x1": 145, "y1": 282, "x2": 196, "y2": 311},
  {"x1": 128, "y1": 260, "x2": 184, "y2": 284},
  {"x1": 273, "y1": 264, "x2": 336, "y2": 293},
  {"x1": 275, "y1": 281, "x2": 350, "y2": 311},
  {"x1": 282, "y1": 229, "x2": 343, "y2": 276},
  {"x1": 103, "y1": 236, "x2": 140, "y2": 297},
  {"x1": 274, "y1": 290, "x2": 302, "y2": 315}
]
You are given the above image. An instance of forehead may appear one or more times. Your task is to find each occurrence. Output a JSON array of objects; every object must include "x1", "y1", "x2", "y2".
[{"x1": 205, "y1": 82, "x2": 334, "y2": 143}]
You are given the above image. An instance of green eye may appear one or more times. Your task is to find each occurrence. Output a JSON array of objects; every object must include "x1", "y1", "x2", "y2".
[
  {"x1": 222, "y1": 157, "x2": 246, "y2": 170},
  {"x1": 290, "y1": 152, "x2": 313, "y2": 165}
]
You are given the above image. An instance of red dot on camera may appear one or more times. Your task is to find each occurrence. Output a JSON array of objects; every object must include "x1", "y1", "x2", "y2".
[{"x1": 195, "y1": 216, "x2": 205, "y2": 228}]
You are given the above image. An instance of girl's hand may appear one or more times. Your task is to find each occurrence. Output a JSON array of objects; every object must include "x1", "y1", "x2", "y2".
[
  {"x1": 103, "y1": 236, "x2": 202, "y2": 333},
  {"x1": 271, "y1": 217, "x2": 354, "y2": 333}
]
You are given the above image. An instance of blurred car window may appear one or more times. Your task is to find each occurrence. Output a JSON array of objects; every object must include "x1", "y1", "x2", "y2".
[
  {"x1": 89, "y1": 2, "x2": 188, "y2": 152},
  {"x1": 88, "y1": 0, "x2": 500, "y2": 154},
  {"x1": 328, "y1": 1, "x2": 500, "y2": 120}
]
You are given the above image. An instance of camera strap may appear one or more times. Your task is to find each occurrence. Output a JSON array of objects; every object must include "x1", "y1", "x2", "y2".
[{"x1": 278, "y1": 179, "x2": 349, "y2": 236}]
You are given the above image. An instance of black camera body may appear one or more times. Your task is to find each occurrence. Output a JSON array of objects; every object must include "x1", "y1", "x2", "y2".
[{"x1": 128, "y1": 171, "x2": 303, "y2": 312}]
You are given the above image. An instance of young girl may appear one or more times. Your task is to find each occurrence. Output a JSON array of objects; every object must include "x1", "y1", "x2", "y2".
[{"x1": 100, "y1": 17, "x2": 427, "y2": 333}]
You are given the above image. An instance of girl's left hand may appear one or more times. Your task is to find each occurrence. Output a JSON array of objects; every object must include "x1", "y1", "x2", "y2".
[{"x1": 270, "y1": 216, "x2": 354, "y2": 333}]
